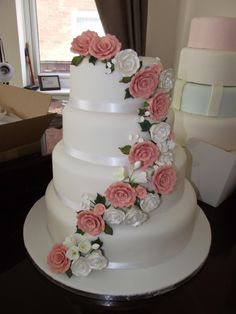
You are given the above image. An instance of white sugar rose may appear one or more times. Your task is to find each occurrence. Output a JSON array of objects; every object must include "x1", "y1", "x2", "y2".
[
  {"x1": 114, "y1": 49, "x2": 140, "y2": 77},
  {"x1": 158, "y1": 151, "x2": 173, "y2": 166},
  {"x1": 103, "y1": 207, "x2": 125, "y2": 225},
  {"x1": 124, "y1": 208, "x2": 148, "y2": 227},
  {"x1": 167, "y1": 139, "x2": 176, "y2": 151},
  {"x1": 140, "y1": 193, "x2": 160, "y2": 213},
  {"x1": 66, "y1": 245, "x2": 80, "y2": 261},
  {"x1": 150, "y1": 122, "x2": 171, "y2": 144},
  {"x1": 71, "y1": 256, "x2": 91, "y2": 276},
  {"x1": 78, "y1": 240, "x2": 92, "y2": 254},
  {"x1": 87, "y1": 250, "x2": 108, "y2": 270}
]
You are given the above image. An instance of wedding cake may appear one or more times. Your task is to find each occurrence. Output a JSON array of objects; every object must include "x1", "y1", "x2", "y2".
[
  {"x1": 172, "y1": 16, "x2": 236, "y2": 152},
  {"x1": 45, "y1": 31, "x2": 199, "y2": 277}
]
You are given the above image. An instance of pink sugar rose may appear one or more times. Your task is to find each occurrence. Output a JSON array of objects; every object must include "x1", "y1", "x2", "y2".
[
  {"x1": 77, "y1": 211, "x2": 105, "y2": 236},
  {"x1": 129, "y1": 67, "x2": 159, "y2": 99},
  {"x1": 147, "y1": 91, "x2": 170, "y2": 121},
  {"x1": 105, "y1": 182, "x2": 136, "y2": 208},
  {"x1": 150, "y1": 63, "x2": 163, "y2": 76},
  {"x1": 135, "y1": 185, "x2": 148, "y2": 199},
  {"x1": 94, "y1": 203, "x2": 106, "y2": 216},
  {"x1": 152, "y1": 165, "x2": 177, "y2": 195},
  {"x1": 128, "y1": 141, "x2": 160, "y2": 169},
  {"x1": 89, "y1": 34, "x2": 121, "y2": 60},
  {"x1": 47, "y1": 244, "x2": 71, "y2": 273},
  {"x1": 71, "y1": 30, "x2": 97, "y2": 56}
]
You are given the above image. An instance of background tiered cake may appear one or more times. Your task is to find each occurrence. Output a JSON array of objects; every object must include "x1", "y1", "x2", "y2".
[{"x1": 172, "y1": 16, "x2": 236, "y2": 207}]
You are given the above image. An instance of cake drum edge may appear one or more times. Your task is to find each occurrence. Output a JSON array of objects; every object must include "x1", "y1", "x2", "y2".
[{"x1": 23, "y1": 196, "x2": 211, "y2": 301}]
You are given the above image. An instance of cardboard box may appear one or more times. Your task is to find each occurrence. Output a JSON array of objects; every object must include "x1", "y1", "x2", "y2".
[
  {"x1": 186, "y1": 138, "x2": 236, "y2": 207},
  {"x1": 0, "y1": 84, "x2": 55, "y2": 162}
]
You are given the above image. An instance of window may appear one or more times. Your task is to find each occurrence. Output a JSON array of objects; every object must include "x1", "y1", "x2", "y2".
[{"x1": 25, "y1": 0, "x2": 104, "y2": 83}]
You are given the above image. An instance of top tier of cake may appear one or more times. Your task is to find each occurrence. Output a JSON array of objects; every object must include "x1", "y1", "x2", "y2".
[{"x1": 188, "y1": 16, "x2": 236, "y2": 50}]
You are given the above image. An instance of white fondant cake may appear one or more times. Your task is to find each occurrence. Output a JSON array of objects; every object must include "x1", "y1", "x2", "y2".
[
  {"x1": 173, "y1": 110, "x2": 236, "y2": 151},
  {"x1": 45, "y1": 31, "x2": 199, "y2": 278},
  {"x1": 178, "y1": 48, "x2": 236, "y2": 86}
]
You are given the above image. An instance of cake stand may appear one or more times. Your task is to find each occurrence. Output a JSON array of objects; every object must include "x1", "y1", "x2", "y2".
[{"x1": 23, "y1": 197, "x2": 211, "y2": 301}]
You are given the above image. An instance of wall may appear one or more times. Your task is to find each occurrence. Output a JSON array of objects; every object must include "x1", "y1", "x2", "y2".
[
  {"x1": 2, "y1": 0, "x2": 236, "y2": 87},
  {"x1": 146, "y1": 0, "x2": 179, "y2": 68},
  {"x1": 0, "y1": 0, "x2": 24, "y2": 86},
  {"x1": 146, "y1": 0, "x2": 236, "y2": 70}
]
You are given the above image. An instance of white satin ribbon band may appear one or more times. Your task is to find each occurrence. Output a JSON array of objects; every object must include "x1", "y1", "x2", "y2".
[
  {"x1": 207, "y1": 85, "x2": 223, "y2": 116},
  {"x1": 64, "y1": 143, "x2": 128, "y2": 167},
  {"x1": 54, "y1": 184, "x2": 79, "y2": 211},
  {"x1": 107, "y1": 261, "x2": 147, "y2": 269},
  {"x1": 69, "y1": 97, "x2": 142, "y2": 113}
]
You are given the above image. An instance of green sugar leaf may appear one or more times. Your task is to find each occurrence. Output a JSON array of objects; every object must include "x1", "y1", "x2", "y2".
[
  {"x1": 89, "y1": 56, "x2": 97, "y2": 65},
  {"x1": 71, "y1": 55, "x2": 84, "y2": 66},
  {"x1": 119, "y1": 145, "x2": 131, "y2": 155},
  {"x1": 94, "y1": 193, "x2": 106, "y2": 205},
  {"x1": 119, "y1": 76, "x2": 132, "y2": 83},
  {"x1": 139, "y1": 120, "x2": 152, "y2": 132},
  {"x1": 124, "y1": 88, "x2": 133, "y2": 99},
  {"x1": 104, "y1": 223, "x2": 113, "y2": 235}
]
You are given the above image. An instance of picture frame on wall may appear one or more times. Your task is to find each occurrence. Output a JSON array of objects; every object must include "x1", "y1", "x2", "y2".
[{"x1": 38, "y1": 75, "x2": 61, "y2": 91}]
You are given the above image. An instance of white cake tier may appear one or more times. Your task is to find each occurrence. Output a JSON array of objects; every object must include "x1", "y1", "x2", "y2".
[
  {"x1": 178, "y1": 48, "x2": 236, "y2": 86},
  {"x1": 188, "y1": 16, "x2": 236, "y2": 51},
  {"x1": 69, "y1": 57, "x2": 159, "y2": 113},
  {"x1": 172, "y1": 79, "x2": 236, "y2": 117},
  {"x1": 62, "y1": 105, "x2": 174, "y2": 163},
  {"x1": 173, "y1": 109, "x2": 236, "y2": 151},
  {"x1": 45, "y1": 178, "x2": 197, "y2": 269},
  {"x1": 51, "y1": 141, "x2": 186, "y2": 208}
]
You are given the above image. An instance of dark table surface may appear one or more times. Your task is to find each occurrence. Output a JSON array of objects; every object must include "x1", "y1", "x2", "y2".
[{"x1": 0, "y1": 154, "x2": 236, "y2": 314}]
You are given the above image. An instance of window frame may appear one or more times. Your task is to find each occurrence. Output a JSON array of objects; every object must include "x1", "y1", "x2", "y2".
[{"x1": 23, "y1": 0, "x2": 70, "y2": 89}]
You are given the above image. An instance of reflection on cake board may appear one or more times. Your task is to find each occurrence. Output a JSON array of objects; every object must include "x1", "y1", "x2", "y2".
[{"x1": 23, "y1": 197, "x2": 211, "y2": 300}]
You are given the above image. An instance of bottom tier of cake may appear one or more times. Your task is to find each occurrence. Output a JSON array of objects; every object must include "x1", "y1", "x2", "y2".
[
  {"x1": 173, "y1": 109, "x2": 236, "y2": 151},
  {"x1": 45, "y1": 179, "x2": 197, "y2": 269}
]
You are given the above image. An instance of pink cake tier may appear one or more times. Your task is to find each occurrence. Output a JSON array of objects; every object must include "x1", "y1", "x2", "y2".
[{"x1": 188, "y1": 16, "x2": 236, "y2": 51}]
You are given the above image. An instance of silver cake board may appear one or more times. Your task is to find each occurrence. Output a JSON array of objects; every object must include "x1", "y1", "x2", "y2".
[{"x1": 23, "y1": 197, "x2": 211, "y2": 301}]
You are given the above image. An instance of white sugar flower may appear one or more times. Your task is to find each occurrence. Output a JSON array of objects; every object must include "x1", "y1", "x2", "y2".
[
  {"x1": 150, "y1": 122, "x2": 171, "y2": 144},
  {"x1": 114, "y1": 49, "x2": 140, "y2": 77},
  {"x1": 78, "y1": 240, "x2": 92, "y2": 254},
  {"x1": 91, "y1": 243, "x2": 100, "y2": 250},
  {"x1": 156, "y1": 141, "x2": 169, "y2": 153},
  {"x1": 140, "y1": 193, "x2": 160, "y2": 213},
  {"x1": 138, "y1": 138, "x2": 144, "y2": 143},
  {"x1": 133, "y1": 160, "x2": 141, "y2": 170},
  {"x1": 79, "y1": 193, "x2": 92, "y2": 210},
  {"x1": 139, "y1": 116, "x2": 145, "y2": 122},
  {"x1": 106, "y1": 61, "x2": 112, "y2": 68},
  {"x1": 63, "y1": 235, "x2": 77, "y2": 248},
  {"x1": 87, "y1": 250, "x2": 108, "y2": 270},
  {"x1": 103, "y1": 207, "x2": 125, "y2": 225},
  {"x1": 71, "y1": 256, "x2": 91, "y2": 276},
  {"x1": 66, "y1": 245, "x2": 80, "y2": 261},
  {"x1": 115, "y1": 167, "x2": 127, "y2": 181},
  {"x1": 130, "y1": 169, "x2": 147, "y2": 184},
  {"x1": 158, "y1": 152, "x2": 173, "y2": 166},
  {"x1": 145, "y1": 111, "x2": 150, "y2": 117},
  {"x1": 124, "y1": 208, "x2": 148, "y2": 227}
]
